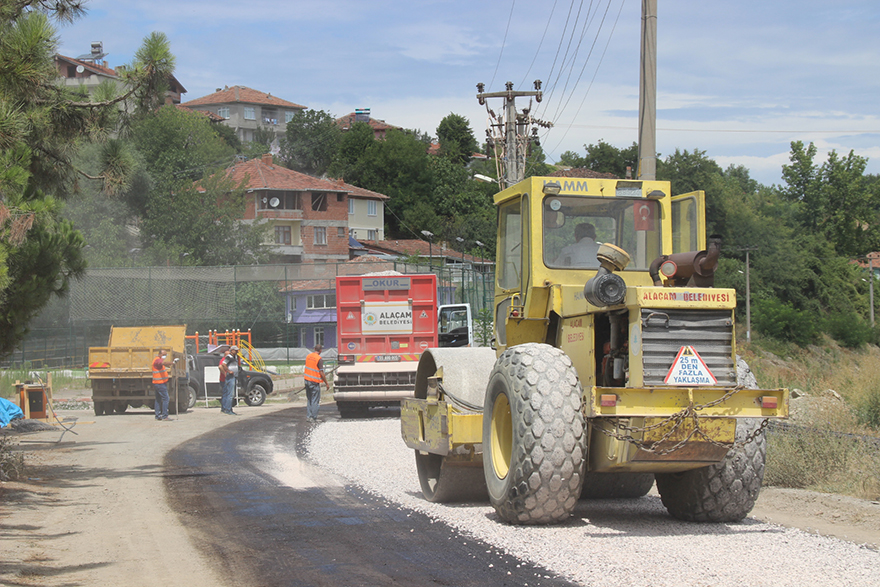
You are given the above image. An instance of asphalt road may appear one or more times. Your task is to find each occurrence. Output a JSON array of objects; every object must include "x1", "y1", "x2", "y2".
[{"x1": 163, "y1": 407, "x2": 576, "y2": 587}]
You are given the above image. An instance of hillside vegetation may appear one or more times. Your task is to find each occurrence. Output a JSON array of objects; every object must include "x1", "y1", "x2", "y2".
[{"x1": 741, "y1": 332, "x2": 880, "y2": 500}]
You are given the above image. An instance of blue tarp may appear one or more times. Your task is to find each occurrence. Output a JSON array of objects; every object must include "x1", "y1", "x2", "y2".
[{"x1": 0, "y1": 396, "x2": 23, "y2": 428}]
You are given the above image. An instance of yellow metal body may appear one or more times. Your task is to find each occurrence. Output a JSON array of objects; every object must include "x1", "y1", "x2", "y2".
[
  {"x1": 88, "y1": 325, "x2": 187, "y2": 401},
  {"x1": 400, "y1": 176, "x2": 788, "y2": 475}
]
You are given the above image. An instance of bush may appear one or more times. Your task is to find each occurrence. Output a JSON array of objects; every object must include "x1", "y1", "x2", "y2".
[
  {"x1": 855, "y1": 388, "x2": 880, "y2": 430},
  {"x1": 753, "y1": 298, "x2": 819, "y2": 347},
  {"x1": 824, "y1": 310, "x2": 873, "y2": 348},
  {"x1": 0, "y1": 435, "x2": 25, "y2": 481}
]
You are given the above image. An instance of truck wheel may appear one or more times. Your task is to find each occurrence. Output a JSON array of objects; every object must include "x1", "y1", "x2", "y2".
[
  {"x1": 580, "y1": 472, "x2": 655, "y2": 499},
  {"x1": 93, "y1": 401, "x2": 105, "y2": 416},
  {"x1": 655, "y1": 418, "x2": 766, "y2": 522},
  {"x1": 176, "y1": 386, "x2": 190, "y2": 413},
  {"x1": 482, "y1": 343, "x2": 586, "y2": 525},
  {"x1": 337, "y1": 401, "x2": 364, "y2": 418},
  {"x1": 415, "y1": 452, "x2": 487, "y2": 502},
  {"x1": 244, "y1": 382, "x2": 267, "y2": 406},
  {"x1": 113, "y1": 402, "x2": 128, "y2": 414},
  {"x1": 186, "y1": 383, "x2": 198, "y2": 409}
]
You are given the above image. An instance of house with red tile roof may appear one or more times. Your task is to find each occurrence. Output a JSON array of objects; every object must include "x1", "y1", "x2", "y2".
[
  {"x1": 54, "y1": 42, "x2": 186, "y2": 107},
  {"x1": 356, "y1": 239, "x2": 493, "y2": 272},
  {"x1": 336, "y1": 111, "x2": 398, "y2": 139},
  {"x1": 182, "y1": 85, "x2": 306, "y2": 144},
  {"x1": 213, "y1": 154, "x2": 388, "y2": 263}
]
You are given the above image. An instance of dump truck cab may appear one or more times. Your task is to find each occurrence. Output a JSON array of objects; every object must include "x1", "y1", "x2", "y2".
[{"x1": 401, "y1": 175, "x2": 788, "y2": 525}]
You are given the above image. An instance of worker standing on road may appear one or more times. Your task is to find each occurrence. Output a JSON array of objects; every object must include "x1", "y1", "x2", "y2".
[
  {"x1": 219, "y1": 345, "x2": 241, "y2": 415},
  {"x1": 151, "y1": 349, "x2": 173, "y2": 421},
  {"x1": 303, "y1": 344, "x2": 328, "y2": 422}
]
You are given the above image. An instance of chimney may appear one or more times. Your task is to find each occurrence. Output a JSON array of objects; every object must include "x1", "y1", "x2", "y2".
[
  {"x1": 261, "y1": 153, "x2": 273, "y2": 166},
  {"x1": 234, "y1": 86, "x2": 240, "y2": 101}
]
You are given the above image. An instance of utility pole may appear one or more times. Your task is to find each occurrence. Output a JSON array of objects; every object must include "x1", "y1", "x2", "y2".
[
  {"x1": 477, "y1": 80, "x2": 551, "y2": 189},
  {"x1": 738, "y1": 246, "x2": 758, "y2": 343},
  {"x1": 638, "y1": 0, "x2": 657, "y2": 180}
]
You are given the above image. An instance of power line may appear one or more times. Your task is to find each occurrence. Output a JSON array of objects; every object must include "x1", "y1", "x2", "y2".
[
  {"x1": 489, "y1": 0, "x2": 517, "y2": 90},
  {"x1": 519, "y1": 0, "x2": 560, "y2": 88},
  {"x1": 551, "y1": 123, "x2": 880, "y2": 134}
]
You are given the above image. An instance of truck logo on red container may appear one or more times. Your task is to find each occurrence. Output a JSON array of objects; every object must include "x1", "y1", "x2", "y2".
[{"x1": 363, "y1": 278, "x2": 411, "y2": 291}]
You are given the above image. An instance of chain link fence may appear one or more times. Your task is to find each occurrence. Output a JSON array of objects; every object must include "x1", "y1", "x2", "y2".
[{"x1": 3, "y1": 259, "x2": 494, "y2": 368}]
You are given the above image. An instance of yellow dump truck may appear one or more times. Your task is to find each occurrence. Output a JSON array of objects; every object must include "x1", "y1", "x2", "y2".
[
  {"x1": 88, "y1": 325, "x2": 190, "y2": 416},
  {"x1": 401, "y1": 175, "x2": 789, "y2": 524}
]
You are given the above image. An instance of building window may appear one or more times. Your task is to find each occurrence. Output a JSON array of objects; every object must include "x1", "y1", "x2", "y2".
[
  {"x1": 311, "y1": 193, "x2": 327, "y2": 211},
  {"x1": 275, "y1": 225, "x2": 291, "y2": 245},
  {"x1": 262, "y1": 108, "x2": 278, "y2": 126},
  {"x1": 300, "y1": 328, "x2": 307, "y2": 348},
  {"x1": 368, "y1": 200, "x2": 377, "y2": 216},
  {"x1": 367, "y1": 229, "x2": 377, "y2": 241},
  {"x1": 307, "y1": 294, "x2": 336, "y2": 309},
  {"x1": 314, "y1": 226, "x2": 327, "y2": 245},
  {"x1": 315, "y1": 327, "x2": 325, "y2": 347},
  {"x1": 338, "y1": 227, "x2": 346, "y2": 237},
  {"x1": 218, "y1": 107, "x2": 230, "y2": 119},
  {"x1": 258, "y1": 191, "x2": 302, "y2": 210},
  {"x1": 244, "y1": 106, "x2": 255, "y2": 120},
  {"x1": 291, "y1": 297, "x2": 297, "y2": 311},
  {"x1": 285, "y1": 111, "x2": 295, "y2": 123},
  {"x1": 348, "y1": 199, "x2": 355, "y2": 215},
  {"x1": 67, "y1": 65, "x2": 77, "y2": 77},
  {"x1": 337, "y1": 193, "x2": 345, "y2": 202}
]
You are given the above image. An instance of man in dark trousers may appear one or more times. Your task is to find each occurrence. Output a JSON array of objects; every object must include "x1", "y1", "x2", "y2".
[
  {"x1": 303, "y1": 344, "x2": 328, "y2": 422},
  {"x1": 219, "y1": 345, "x2": 240, "y2": 415},
  {"x1": 151, "y1": 349, "x2": 173, "y2": 421}
]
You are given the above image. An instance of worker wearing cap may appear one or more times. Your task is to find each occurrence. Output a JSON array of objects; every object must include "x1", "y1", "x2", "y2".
[
  {"x1": 303, "y1": 344, "x2": 328, "y2": 422},
  {"x1": 219, "y1": 345, "x2": 240, "y2": 415},
  {"x1": 151, "y1": 349, "x2": 173, "y2": 421}
]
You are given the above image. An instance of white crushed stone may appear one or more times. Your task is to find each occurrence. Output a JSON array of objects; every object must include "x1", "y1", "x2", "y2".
[{"x1": 307, "y1": 418, "x2": 880, "y2": 587}]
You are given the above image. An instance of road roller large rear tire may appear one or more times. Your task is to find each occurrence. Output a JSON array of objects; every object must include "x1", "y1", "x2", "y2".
[{"x1": 482, "y1": 343, "x2": 586, "y2": 525}]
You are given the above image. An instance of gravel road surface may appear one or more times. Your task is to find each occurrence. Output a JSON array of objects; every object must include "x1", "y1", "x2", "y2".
[{"x1": 308, "y1": 417, "x2": 880, "y2": 587}]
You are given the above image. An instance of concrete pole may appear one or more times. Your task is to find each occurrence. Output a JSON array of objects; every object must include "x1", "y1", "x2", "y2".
[
  {"x1": 638, "y1": 0, "x2": 657, "y2": 180},
  {"x1": 870, "y1": 258, "x2": 875, "y2": 327},
  {"x1": 746, "y1": 249, "x2": 752, "y2": 343}
]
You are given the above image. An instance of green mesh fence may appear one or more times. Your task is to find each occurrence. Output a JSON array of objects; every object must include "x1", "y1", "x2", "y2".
[{"x1": 6, "y1": 260, "x2": 495, "y2": 368}]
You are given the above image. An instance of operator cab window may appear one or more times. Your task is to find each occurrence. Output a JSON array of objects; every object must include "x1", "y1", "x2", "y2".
[{"x1": 543, "y1": 195, "x2": 662, "y2": 270}]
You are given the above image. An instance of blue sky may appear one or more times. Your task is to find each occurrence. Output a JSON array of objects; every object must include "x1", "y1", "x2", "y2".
[{"x1": 56, "y1": 0, "x2": 880, "y2": 187}]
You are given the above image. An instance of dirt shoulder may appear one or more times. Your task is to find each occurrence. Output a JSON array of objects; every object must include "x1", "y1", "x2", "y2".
[
  {"x1": 0, "y1": 400, "x2": 297, "y2": 587},
  {"x1": 2, "y1": 401, "x2": 878, "y2": 586}
]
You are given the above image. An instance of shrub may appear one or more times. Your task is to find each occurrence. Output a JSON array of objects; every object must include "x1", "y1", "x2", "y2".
[
  {"x1": 753, "y1": 298, "x2": 819, "y2": 347},
  {"x1": 855, "y1": 387, "x2": 880, "y2": 430},
  {"x1": 0, "y1": 435, "x2": 25, "y2": 481},
  {"x1": 824, "y1": 310, "x2": 873, "y2": 348}
]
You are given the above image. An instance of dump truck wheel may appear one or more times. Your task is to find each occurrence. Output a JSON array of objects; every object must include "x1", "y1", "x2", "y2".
[
  {"x1": 113, "y1": 402, "x2": 127, "y2": 414},
  {"x1": 482, "y1": 343, "x2": 586, "y2": 525},
  {"x1": 186, "y1": 383, "x2": 198, "y2": 409},
  {"x1": 244, "y1": 382, "x2": 267, "y2": 406},
  {"x1": 415, "y1": 451, "x2": 487, "y2": 502},
  {"x1": 580, "y1": 472, "x2": 655, "y2": 499},
  {"x1": 93, "y1": 401, "x2": 105, "y2": 416},
  {"x1": 655, "y1": 418, "x2": 766, "y2": 522},
  {"x1": 176, "y1": 386, "x2": 190, "y2": 413}
]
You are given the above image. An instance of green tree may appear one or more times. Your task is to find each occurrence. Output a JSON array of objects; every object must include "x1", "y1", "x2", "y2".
[
  {"x1": 131, "y1": 105, "x2": 266, "y2": 265},
  {"x1": 0, "y1": 1, "x2": 173, "y2": 356},
  {"x1": 557, "y1": 150, "x2": 586, "y2": 168},
  {"x1": 582, "y1": 140, "x2": 639, "y2": 177},
  {"x1": 279, "y1": 109, "x2": 342, "y2": 176},
  {"x1": 436, "y1": 113, "x2": 478, "y2": 166}
]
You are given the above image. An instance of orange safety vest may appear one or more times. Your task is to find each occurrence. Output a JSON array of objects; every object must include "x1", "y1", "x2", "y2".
[
  {"x1": 304, "y1": 352, "x2": 323, "y2": 383},
  {"x1": 152, "y1": 356, "x2": 170, "y2": 385}
]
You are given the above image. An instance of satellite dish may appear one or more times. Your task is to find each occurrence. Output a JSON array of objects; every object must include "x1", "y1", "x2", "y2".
[
  {"x1": 269, "y1": 197, "x2": 280, "y2": 208},
  {"x1": 75, "y1": 65, "x2": 85, "y2": 73}
]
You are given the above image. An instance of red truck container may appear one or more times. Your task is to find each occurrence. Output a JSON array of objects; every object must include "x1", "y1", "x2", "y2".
[{"x1": 334, "y1": 274, "x2": 440, "y2": 417}]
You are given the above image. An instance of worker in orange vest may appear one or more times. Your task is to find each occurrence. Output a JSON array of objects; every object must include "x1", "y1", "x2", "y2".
[
  {"x1": 151, "y1": 349, "x2": 174, "y2": 421},
  {"x1": 303, "y1": 344, "x2": 328, "y2": 422}
]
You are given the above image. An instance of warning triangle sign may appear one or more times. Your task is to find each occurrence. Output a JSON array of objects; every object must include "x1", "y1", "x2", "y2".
[
  {"x1": 664, "y1": 346, "x2": 717, "y2": 386},
  {"x1": 346, "y1": 312, "x2": 355, "y2": 320},
  {"x1": 419, "y1": 310, "x2": 428, "y2": 318}
]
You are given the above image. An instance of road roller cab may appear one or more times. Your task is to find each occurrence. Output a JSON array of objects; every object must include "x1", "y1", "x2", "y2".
[{"x1": 401, "y1": 175, "x2": 788, "y2": 525}]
